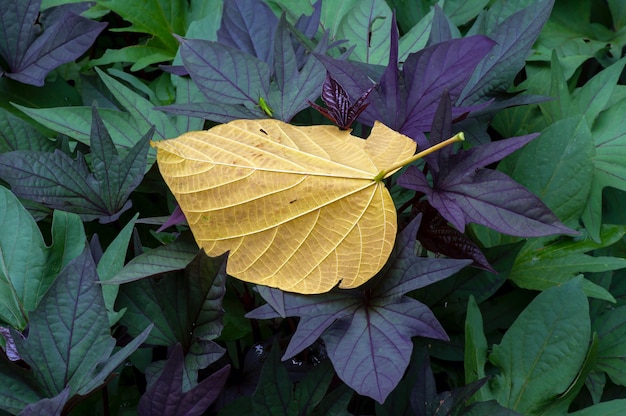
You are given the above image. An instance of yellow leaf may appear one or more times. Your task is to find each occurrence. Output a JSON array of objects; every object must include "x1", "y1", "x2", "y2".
[{"x1": 153, "y1": 119, "x2": 416, "y2": 294}]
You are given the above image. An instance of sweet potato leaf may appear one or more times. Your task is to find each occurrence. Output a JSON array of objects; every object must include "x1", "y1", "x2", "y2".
[
  {"x1": 0, "y1": 107, "x2": 152, "y2": 222},
  {"x1": 154, "y1": 119, "x2": 420, "y2": 294},
  {"x1": 94, "y1": 0, "x2": 186, "y2": 69},
  {"x1": 398, "y1": 129, "x2": 576, "y2": 237},
  {"x1": 116, "y1": 250, "x2": 226, "y2": 358},
  {"x1": 166, "y1": 0, "x2": 327, "y2": 123},
  {"x1": 0, "y1": 187, "x2": 85, "y2": 330},
  {"x1": 0, "y1": 0, "x2": 106, "y2": 86},
  {"x1": 487, "y1": 277, "x2": 590, "y2": 415},
  {"x1": 251, "y1": 343, "x2": 334, "y2": 416},
  {"x1": 0, "y1": 108, "x2": 55, "y2": 152},
  {"x1": 317, "y1": 19, "x2": 495, "y2": 137},
  {"x1": 217, "y1": 0, "x2": 277, "y2": 66},
  {"x1": 17, "y1": 388, "x2": 69, "y2": 416},
  {"x1": 247, "y1": 215, "x2": 471, "y2": 402},
  {"x1": 508, "y1": 225, "x2": 625, "y2": 300},
  {"x1": 459, "y1": 0, "x2": 555, "y2": 105},
  {"x1": 11, "y1": 247, "x2": 152, "y2": 401},
  {"x1": 138, "y1": 344, "x2": 230, "y2": 416}
]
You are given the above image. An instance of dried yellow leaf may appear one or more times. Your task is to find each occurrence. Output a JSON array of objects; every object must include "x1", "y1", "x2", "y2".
[{"x1": 153, "y1": 119, "x2": 416, "y2": 294}]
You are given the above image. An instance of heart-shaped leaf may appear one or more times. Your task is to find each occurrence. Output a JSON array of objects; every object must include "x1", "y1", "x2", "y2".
[{"x1": 153, "y1": 119, "x2": 419, "y2": 294}]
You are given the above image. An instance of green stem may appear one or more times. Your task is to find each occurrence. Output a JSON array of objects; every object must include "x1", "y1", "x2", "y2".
[{"x1": 374, "y1": 132, "x2": 465, "y2": 181}]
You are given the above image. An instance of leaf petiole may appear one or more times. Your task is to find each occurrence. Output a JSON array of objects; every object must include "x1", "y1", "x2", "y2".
[{"x1": 375, "y1": 133, "x2": 465, "y2": 181}]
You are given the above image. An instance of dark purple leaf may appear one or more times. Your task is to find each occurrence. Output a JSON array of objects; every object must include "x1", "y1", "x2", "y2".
[
  {"x1": 0, "y1": 107, "x2": 152, "y2": 223},
  {"x1": 401, "y1": 167, "x2": 576, "y2": 237},
  {"x1": 309, "y1": 72, "x2": 374, "y2": 129},
  {"x1": 415, "y1": 201, "x2": 496, "y2": 273},
  {"x1": 0, "y1": 0, "x2": 40, "y2": 70},
  {"x1": 318, "y1": 21, "x2": 494, "y2": 137},
  {"x1": 138, "y1": 344, "x2": 230, "y2": 416},
  {"x1": 268, "y1": 16, "x2": 326, "y2": 121},
  {"x1": 159, "y1": 64, "x2": 188, "y2": 76},
  {"x1": 0, "y1": 0, "x2": 106, "y2": 86},
  {"x1": 399, "y1": 35, "x2": 495, "y2": 135},
  {"x1": 217, "y1": 0, "x2": 278, "y2": 66},
  {"x1": 178, "y1": 36, "x2": 270, "y2": 106},
  {"x1": 247, "y1": 216, "x2": 470, "y2": 403},
  {"x1": 0, "y1": 326, "x2": 21, "y2": 361},
  {"x1": 459, "y1": 0, "x2": 555, "y2": 105}
]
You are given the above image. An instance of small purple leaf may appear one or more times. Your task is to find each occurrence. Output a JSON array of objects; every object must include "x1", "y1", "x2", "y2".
[
  {"x1": 309, "y1": 72, "x2": 374, "y2": 129},
  {"x1": 138, "y1": 344, "x2": 230, "y2": 416},
  {"x1": 18, "y1": 387, "x2": 70, "y2": 416},
  {"x1": 157, "y1": 204, "x2": 187, "y2": 232}
]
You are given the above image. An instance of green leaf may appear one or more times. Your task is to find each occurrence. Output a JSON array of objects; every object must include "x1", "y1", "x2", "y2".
[
  {"x1": 583, "y1": 98, "x2": 626, "y2": 240},
  {"x1": 442, "y1": 0, "x2": 490, "y2": 27},
  {"x1": 97, "y1": 0, "x2": 187, "y2": 54},
  {"x1": 106, "y1": 239, "x2": 198, "y2": 284},
  {"x1": 115, "y1": 250, "x2": 225, "y2": 349},
  {"x1": 509, "y1": 226, "x2": 626, "y2": 301},
  {"x1": 595, "y1": 306, "x2": 626, "y2": 387},
  {"x1": 97, "y1": 214, "x2": 138, "y2": 325},
  {"x1": 320, "y1": 0, "x2": 360, "y2": 40},
  {"x1": 89, "y1": 45, "x2": 174, "y2": 72},
  {"x1": 488, "y1": 277, "x2": 591, "y2": 415},
  {"x1": 0, "y1": 187, "x2": 85, "y2": 329},
  {"x1": 12, "y1": 247, "x2": 150, "y2": 397},
  {"x1": 292, "y1": 360, "x2": 335, "y2": 415},
  {"x1": 464, "y1": 296, "x2": 488, "y2": 402},
  {"x1": 570, "y1": 57, "x2": 626, "y2": 126},
  {"x1": 252, "y1": 343, "x2": 295, "y2": 416},
  {"x1": 500, "y1": 116, "x2": 594, "y2": 227},
  {"x1": 336, "y1": 0, "x2": 392, "y2": 65},
  {"x1": 95, "y1": 68, "x2": 182, "y2": 142},
  {"x1": 569, "y1": 400, "x2": 626, "y2": 416},
  {"x1": 0, "y1": 354, "x2": 43, "y2": 414},
  {"x1": 13, "y1": 104, "x2": 142, "y2": 152}
]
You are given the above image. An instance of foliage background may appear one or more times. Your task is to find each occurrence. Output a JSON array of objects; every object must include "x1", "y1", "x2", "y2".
[{"x1": 2, "y1": 0, "x2": 626, "y2": 415}]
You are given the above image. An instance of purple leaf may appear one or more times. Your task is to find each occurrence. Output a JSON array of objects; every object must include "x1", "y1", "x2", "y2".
[
  {"x1": 318, "y1": 21, "x2": 494, "y2": 137},
  {"x1": 309, "y1": 72, "x2": 374, "y2": 129},
  {"x1": 138, "y1": 344, "x2": 230, "y2": 416},
  {"x1": 426, "y1": 5, "x2": 456, "y2": 45},
  {"x1": 217, "y1": 0, "x2": 278, "y2": 66},
  {"x1": 247, "y1": 216, "x2": 470, "y2": 403},
  {"x1": 459, "y1": 0, "x2": 555, "y2": 105},
  {"x1": 402, "y1": 167, "x2": 576, "y2": 237},
  {"x1": 400, "y1": 35, "x2": 495, "y2": 135},
  {"x1": 18, "y1": 387, "x2": 69, "y2": 416},
  {"x1": 415, "y1": 201, "x2": 496, "y2": 273},
  {"x1": 0, "y1": 326, "x2": 21, "y2": 361},
  {"x1": 0, "y1": 0, "x2": 40, "y2": 69},
  {"x1": 0, "y1": 107, "x2": 152, "y2": 223},
  {"x1": 178, "y1": 36, "x2": 270, "y2": 106},
  {"x1": 157, "y1": 204, "x2": 187, "y2": 232},
  {"x1": 0, "y1": 0, "x2": 106, "y2": 86},
  {"x1": 268, "y1": 16, "x2": 326, "y2": 121}
]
